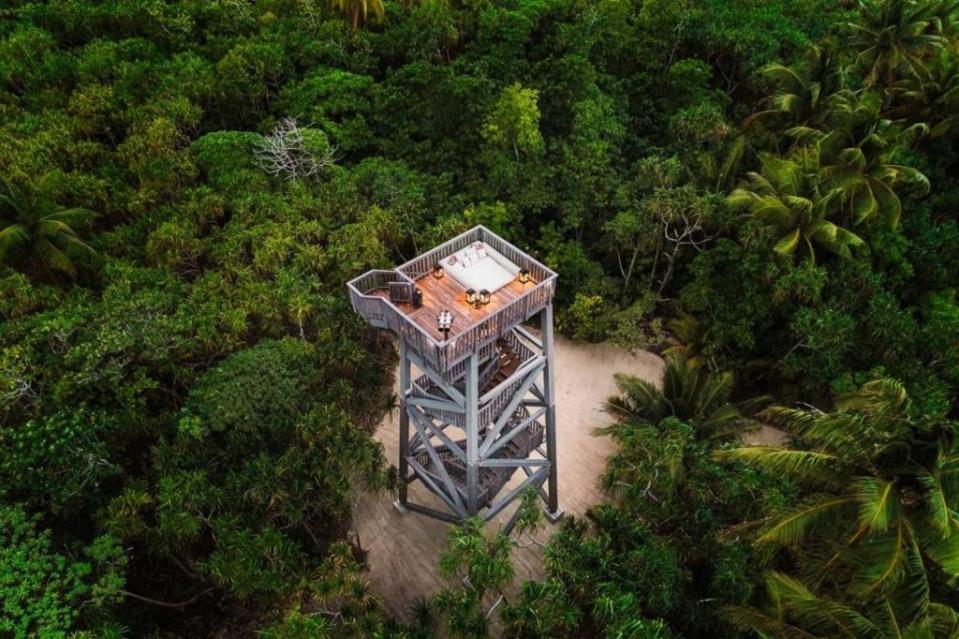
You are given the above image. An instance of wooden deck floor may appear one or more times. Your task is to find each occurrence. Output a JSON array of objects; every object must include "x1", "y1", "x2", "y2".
[{"x1": 369, "y1": 273, "x2": 535, "y2": 341}]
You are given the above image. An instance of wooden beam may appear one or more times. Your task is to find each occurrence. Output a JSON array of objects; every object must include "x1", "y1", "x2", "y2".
[
  {"x1": 465, "y1": 353, "x2": 479, "y2": 515},
  {"x1": 408, "y1": 456, "x2": 466, "y2": 519},
  {"x1": 479, "y1": 355, "x2": 544, "y2": 405},
  {"x1": 541, "y1": 304, "x2": 560, "y2": 516},
  {"x1": 408, "y1": 407, "x2": 466, "y2": 463},
  {"x1": 483, "y1": 406, "x2": 547, "y2": 458},
  {"x1": 513, "y1": 325, "x2": 543, "y2": 350},
  {"x1": 482, "y1": 466, "x2": 549, "y2": 522},
  {"x1": 398, "y1": 340, "x2": 411, "y2": 507},
  {"x1": 407, "y1": 396, "x2": 465, "y2": 414},
  {"x1": 404, "y1": 501, "x2": 462, "y2": 524},
  {"x1": 479, "y1": 360, "x2": 545, "y2": 456},
  {"x1": 408, "y1": 414, "x2": 468, "y2": 516},
  {"x1": 479, "y1": 458, "x2": 548, "y2": 469},
  {"x1": 406, "y1": 349, "x2": 465, "y2": 405}
]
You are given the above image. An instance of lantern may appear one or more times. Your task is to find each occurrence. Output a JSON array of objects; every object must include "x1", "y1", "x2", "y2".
[
  {"x1": 465, "y1": 288, "x2": 477, "y2": 306},
  {"x1": 432, "y1": 264, "x2": 444, "y2": 279},
  {"x1": 518, "y1": 268, "x2": 530, "y2": 284},
  {"x1": 479, "y1": 289, "x2": 491, "y2": 306}
]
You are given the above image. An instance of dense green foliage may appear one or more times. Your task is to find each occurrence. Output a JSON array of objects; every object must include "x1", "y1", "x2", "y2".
[{"x1": 2, "y1": 0, "x2": 959, "y2": 636}]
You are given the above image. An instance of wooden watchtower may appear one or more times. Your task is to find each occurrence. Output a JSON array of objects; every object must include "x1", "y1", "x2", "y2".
[{"x1": 347, "y1": 226, "x2": 561, "y2": 527}]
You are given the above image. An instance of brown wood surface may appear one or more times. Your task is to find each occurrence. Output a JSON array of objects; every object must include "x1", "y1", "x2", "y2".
[{"x1": 370, "y1": 272, "x2": 536, "y2": 341}]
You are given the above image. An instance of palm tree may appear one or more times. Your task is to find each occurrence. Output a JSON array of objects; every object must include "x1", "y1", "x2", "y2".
[
  {"x1": 726, "y1": 152, "x2": 866, "y2": 264},
  {"x1": 848, "y1": 0, "x2": 954, "y2": 87},
  {"x1": 788, "y1": 90, "x2": 930, "y2": 228},
  {"x1": 716, "y1": 379, "x2": 959, "y2": 609},
  {"x1": 328, "y1": 0, "x2": 385, "y2": 31},
  {"x1": 0, "y1": 175, "x2": 95, "y2": 280},
  {"x1": 727, "y1": 571, "x2": 959, "y2": 638},
  {"x1": 886, "y1": 50, "x2": 959, "y2": 140},
  {"x1": 746, "y1": 40, "x2": 844, "y2": 133},
  {"x1": 603, "y1": 354, "x2": 754, "y2": 442}
]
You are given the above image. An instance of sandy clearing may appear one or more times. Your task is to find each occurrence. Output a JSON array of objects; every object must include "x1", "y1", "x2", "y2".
[{"x1": 354, "y1": 334, "x2": 664, "y2": 620}]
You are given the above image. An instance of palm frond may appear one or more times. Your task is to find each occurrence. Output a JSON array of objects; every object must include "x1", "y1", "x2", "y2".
[
  {"x1": 854, "y1": 477, "x2": 901, "y2": 535},
  {"x1": 852, "y1": 521, "x2": 907, "y2": 600},
  {"x1": 754, "y1": 494, "x2": 857, "y2": 545},
  {"x1": 715, "y1": 447, "x2": 847, "y2": 489}
]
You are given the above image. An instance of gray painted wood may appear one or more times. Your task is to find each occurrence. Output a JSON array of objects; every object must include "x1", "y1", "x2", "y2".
[
  {"x1": 465, "y1": 353, "x2": 479, "y2": 515},
  {"x1": 350, "y1": 228, "x2": 560, "y2": 525}
]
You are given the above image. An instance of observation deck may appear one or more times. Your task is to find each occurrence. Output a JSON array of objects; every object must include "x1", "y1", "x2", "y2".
[{"x1": 347, "y1": 226, "x2": 557, "y2": 374}]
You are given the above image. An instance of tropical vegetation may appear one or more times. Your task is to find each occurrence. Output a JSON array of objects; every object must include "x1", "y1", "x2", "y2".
[{"x1": 2, "y1": 0, "x2": 959, "y2": 636}]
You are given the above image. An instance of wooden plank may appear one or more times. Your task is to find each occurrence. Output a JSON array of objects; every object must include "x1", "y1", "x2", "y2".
[{"x1": 369, "y1": 270, "x2": 535, "y2": 341}]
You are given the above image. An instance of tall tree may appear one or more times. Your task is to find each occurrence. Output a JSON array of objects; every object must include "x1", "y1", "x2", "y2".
[
  {"x1": 848, "y1": 0, "x2": 955, "y2": 87},
  {"x1": 727, "y1": 571, "x2": 959, "y2": 639},
  {"x1": 726, "y1": 153, "x2": 866, "y2": 263},
  {"x1": 0, "y1": 175, "x2": 95, "y2": 280},
  {"x1": 603, "y1": 354, "x2": 752, "y2": 442},
  {"x1": 717, "y1": 379, "x2": 959, "y2": 616}
]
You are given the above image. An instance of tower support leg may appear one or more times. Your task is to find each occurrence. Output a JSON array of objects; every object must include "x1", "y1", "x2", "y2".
[
  {"x1": 465, "y1": 352, "x2": 480, "y2": 516},
  {"x1": 396, "y1": 339, "x2": 410, "y2": 513},
  {"x1": 541, "y1": 304, "x2": 563, "y2": 521}
]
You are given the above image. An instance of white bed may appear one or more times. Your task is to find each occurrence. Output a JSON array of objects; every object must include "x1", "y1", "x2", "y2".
[{"x1": 440, "y1": 241, "x2": 519, "y2": 292}]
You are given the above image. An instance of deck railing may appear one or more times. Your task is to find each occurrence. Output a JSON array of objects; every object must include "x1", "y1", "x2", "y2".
[
  {"x1": 397, "y1": 226, "x2": 553, "y2": 283},
  {"x1": 347, "y1": 226, "x2": 557, "y2": 373}
]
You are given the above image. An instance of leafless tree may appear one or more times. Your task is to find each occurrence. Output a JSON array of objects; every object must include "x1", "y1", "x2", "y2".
[
  {"x1": 657, "y1": 208, "x2": 714, "y2": 294},
  {"x1": 255, "y1": 117, "x2": 337, "y2": 180}
]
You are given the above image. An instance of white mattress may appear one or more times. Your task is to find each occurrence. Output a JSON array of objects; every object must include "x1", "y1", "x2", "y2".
[{"x1": 441, "y1": 242, "x2": 519, "y2": 293}]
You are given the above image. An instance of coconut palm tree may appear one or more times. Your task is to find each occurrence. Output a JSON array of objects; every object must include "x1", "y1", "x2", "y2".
[
  {"x1": 603, "y1": 354, "x2": 755, "y2": 442},
  {"x1": 0, "y1": 175, "x2": 95, "y2": 280},
  {"x1": 886, "y1": 50, "x2": 959, "y2": 139},
  {"x1": 328, "y1": 0, "x2": 385, "y2": 31},
  {"x1": 727, "y1": 571, "x2": 959, "y2": 639},
  {"x1": 787, "y1": 90, "x2": 930, "y2": 228},
  {"x1": 746, "y1": 40, "x2": 844, "y2": 133},
  {"x1": 716, "y1": 379, "x2": 959, "y2": 606},
  {"x1": 848, "y1": 0, "x2": 955, "y2": 87},
  {"x1": 726, "y1": 152, "x2": 866, "y2": 264}
]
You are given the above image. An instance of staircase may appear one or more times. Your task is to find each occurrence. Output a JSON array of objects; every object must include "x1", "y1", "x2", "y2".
[
  {"x1": 411, "y1": 338, "x2": 545, "y2": 510},
  {"x1": 413, "y1": 408, "x2": 545, "y2": 510}
]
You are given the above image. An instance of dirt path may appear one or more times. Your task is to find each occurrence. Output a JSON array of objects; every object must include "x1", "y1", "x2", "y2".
[{"x1": 354, "y1": 335, "x2": 663, "y2": 619}]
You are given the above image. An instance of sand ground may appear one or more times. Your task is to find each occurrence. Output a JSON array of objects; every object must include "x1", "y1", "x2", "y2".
[{"x1": 354, "y1": 334, "x2": 664, "y2": 620}]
